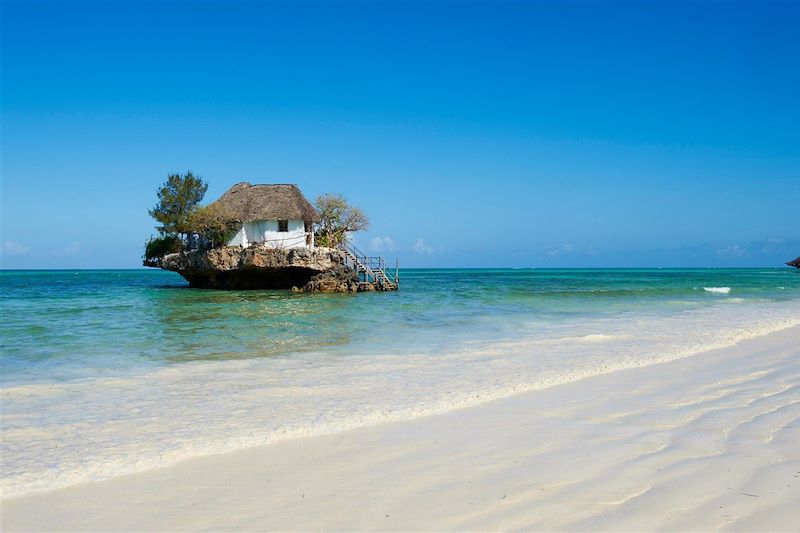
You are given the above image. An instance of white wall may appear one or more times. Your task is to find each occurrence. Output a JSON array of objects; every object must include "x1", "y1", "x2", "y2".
[{"x1": 226, "y1": 219, "x2": 311, "y2": 249}]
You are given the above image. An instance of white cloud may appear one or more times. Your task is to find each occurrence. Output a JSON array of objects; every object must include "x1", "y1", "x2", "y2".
[
  {"x1": 544, "y1": 244, "x2": 574, "y2": 256},
  {"x1": 413, "y1": 238, "x2": 434, "y2": 255},
  {"x1": 64, "y1": 242, "x2": 82, "y2": 255},
  {"x1": 2, "y1": 241, "x2": 30, "y2": 256},
  {"x1": 717, "y1": 244, "x2": 745, "y2": 257},
  {"x1": 369, "y1": 236, "x2": 395, "y2": 253}
]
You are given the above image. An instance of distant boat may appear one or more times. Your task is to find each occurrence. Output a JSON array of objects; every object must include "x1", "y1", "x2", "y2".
[{"x1": 787, "y1": 256, "x2": 800, "y2": 269}]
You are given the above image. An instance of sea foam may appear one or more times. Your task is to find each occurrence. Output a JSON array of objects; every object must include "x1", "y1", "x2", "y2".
[{"x1": 704, "y1": 287, "x2": 731, "y2": 294}]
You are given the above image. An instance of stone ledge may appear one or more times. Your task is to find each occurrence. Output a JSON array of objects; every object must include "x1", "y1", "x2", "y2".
[{"x1": 145, "y1": 246, "x2": 360, "y2": 291}]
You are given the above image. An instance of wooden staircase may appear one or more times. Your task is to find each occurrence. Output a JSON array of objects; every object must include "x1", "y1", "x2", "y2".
[{"x1": 340, "y1": 242, "x2": 399, "y2": 291}]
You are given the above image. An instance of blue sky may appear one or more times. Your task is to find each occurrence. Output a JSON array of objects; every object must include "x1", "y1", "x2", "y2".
[{"x1": 2, "y1": 0, "x2": 798, "y2": 268}]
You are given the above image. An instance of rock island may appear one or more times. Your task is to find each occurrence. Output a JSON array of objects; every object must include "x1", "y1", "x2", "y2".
[{"x1": 144, "y1": 180, "x2": 398, "y2": 292}]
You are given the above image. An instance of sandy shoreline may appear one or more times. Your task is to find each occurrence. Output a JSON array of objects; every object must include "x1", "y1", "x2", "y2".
[{"x1": 3, "y1": 325, "x2": 799, "y2": 531}]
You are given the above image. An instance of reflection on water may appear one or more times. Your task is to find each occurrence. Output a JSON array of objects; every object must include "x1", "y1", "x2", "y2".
[{"x1": 147, "y1": 287, "x2": 359, "y2": 363}]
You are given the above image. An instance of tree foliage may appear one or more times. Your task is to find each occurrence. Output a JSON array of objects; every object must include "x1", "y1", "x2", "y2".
[
  {"x1": 187, "y1": 204, "x2": 239, "y2": 248},
  {"x1": 143, "y1": 234, "x2": 183, "y2": 261},
  {"x1": 148, "y1": 172, "x2": 208, "y2": 236},
  {"x1": 314, "y1": 193, "x2": 369, "y2": 247}
]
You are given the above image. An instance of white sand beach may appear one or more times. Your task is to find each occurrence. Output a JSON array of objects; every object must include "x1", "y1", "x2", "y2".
[{"x1": 3, "y1": 325, "x2": 799, "y2": 531}]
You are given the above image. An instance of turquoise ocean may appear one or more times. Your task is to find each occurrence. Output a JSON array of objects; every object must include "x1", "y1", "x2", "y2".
[{"x1": 2, "y1": 268, "x2": 799, "y2": 498}]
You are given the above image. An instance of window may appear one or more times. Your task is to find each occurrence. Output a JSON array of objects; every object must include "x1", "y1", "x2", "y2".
[{"x1": 277, "y1": 220, "x2": 289, "y2": 232}]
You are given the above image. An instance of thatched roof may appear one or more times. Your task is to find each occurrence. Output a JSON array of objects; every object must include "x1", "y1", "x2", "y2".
[
  {"x1": 787, "y1": 256, "x2": 800, "y2": 268},
  {"x1": 211, "y1": 182, "x2": 319, "y2": 222}
]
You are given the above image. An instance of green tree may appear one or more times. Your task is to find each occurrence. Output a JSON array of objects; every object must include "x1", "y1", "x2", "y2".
[
  {"x1": 148, "y1": 172, "x2": 208, "y2": 237},
  {"x1": 143, "y1": 234, "x2": 183, "y2": 262},
  {"x1": 315, "y1": 193, "x2": 369, "y2": 247},
  {"x1": 187, "y1": 203, "x2": 239, "y2": 248}
]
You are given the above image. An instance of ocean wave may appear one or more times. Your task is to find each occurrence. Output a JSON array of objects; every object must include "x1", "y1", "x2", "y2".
[
  {"x1": 555, "y1": 333, "x2": 633, "y2": 343},
  {"x1": 704, "y1": 287, "x2": 731, "y2": 294}
]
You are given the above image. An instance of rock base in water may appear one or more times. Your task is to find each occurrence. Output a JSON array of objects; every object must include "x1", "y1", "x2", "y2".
[
  {"x1": 293, "y1": 266, "x2": 382, "y2": 293},
  {"x1": 147, "y1": 246, "x2": 364, "y2": 292},
  {"x1": 180, "y1": 266, "x2": 331, "y2": 290}
]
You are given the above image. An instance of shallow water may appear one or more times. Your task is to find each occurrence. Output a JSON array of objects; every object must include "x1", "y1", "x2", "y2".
[{"x1": 1, "y1": 268, "x2": 799, "y2": 497}]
